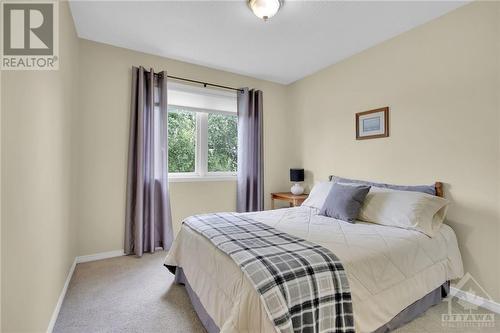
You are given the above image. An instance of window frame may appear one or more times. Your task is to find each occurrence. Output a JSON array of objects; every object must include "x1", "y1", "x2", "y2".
[{"x1": 167, "y1": 104, "x2": 237, "y2": 182}]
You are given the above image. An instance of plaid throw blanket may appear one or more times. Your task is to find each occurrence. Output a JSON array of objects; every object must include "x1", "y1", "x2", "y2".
[{"x1": 183, "y1": 212, "x2": 355, "y2": 333}]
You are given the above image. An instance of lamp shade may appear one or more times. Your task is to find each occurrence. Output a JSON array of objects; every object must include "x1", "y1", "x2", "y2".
[{"x1": 290, "y1": 168, "x2": 304, "y2": 182}]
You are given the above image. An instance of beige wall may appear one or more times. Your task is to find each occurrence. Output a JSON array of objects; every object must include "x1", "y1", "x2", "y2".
[
  {"x1": 169, "y1": 181, "x2": 237, "y2": 235},
  {"x1": 1, "y1": 2, "x2": 499, "y2": 332},
  {"x1": 0, "y1": 55, "x2": 3, "y2": 332},
  {"x1": 288, "y1": 2, "x2": 500, "y2": 301},
  {"x1": 1, "y1": 2, "x2": 80, "y2": 332},
  {"x1": 75, "y1": 40, "x2": 297, "y2": 255}
]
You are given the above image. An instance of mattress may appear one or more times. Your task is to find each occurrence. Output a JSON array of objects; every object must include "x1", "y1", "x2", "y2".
[{"x1": 164, "y1": 206, "x2": 464, "y2": 333}]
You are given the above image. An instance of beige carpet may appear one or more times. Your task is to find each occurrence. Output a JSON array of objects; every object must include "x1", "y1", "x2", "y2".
[
  {"x1": 54, "y1": 252, "x2": 499, "y2": 333},
  {"x1": 54, "y1": 252, "x2": 206, "y2": 333}
]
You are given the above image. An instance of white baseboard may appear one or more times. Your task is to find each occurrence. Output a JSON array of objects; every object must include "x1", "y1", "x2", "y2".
[
  {"x1": 46, "y1": 249, "x2": 125, "y2": 332},
  {"x1": 450, "y1": 287, "x2": 500, "y2": 314},
  {"x1": 75, "y1": 249, "x2": 125, "y2": 264},
  {"x1": 46, "y1": 258, "x2": 76, "y2": 333}
]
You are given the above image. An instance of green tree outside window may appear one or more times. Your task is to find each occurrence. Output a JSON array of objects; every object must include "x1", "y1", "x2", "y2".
[
  {"x1": 167, "y1": 108, "x2": 196, "y2": 173},
  {"x1": 168, "y1": 107, "x2": 237, "y2": 174},
  {"x1": 208, "y1": 113, "x2": 237, "y2": 172}
]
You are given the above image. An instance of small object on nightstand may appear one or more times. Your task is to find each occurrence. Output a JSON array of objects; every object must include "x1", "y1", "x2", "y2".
[
  {"x1": 290, "y1": 168, "x2": 305, "y2": 195},
  {"x1": 271, "y1": 192, "x2": 308, "y2": 210}
]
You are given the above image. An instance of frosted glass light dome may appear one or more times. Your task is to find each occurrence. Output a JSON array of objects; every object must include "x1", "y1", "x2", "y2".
[{"x1": 248, "y1": 0, "x2": 282, "y2": 21}]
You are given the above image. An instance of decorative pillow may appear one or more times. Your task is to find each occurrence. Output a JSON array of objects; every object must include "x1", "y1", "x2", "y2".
[
  {"x1": 319, "y1": 183, "x2": 371, "y2": 223},
  {"x1": 301, "y1": 181, "x2": 333, "y2": 209},
  {"x1": 358, "y1": 187, "x2": 449, "y2": 237},
  {"x1": 330, "y1": 175, "x2": 436, "y2": 196}
]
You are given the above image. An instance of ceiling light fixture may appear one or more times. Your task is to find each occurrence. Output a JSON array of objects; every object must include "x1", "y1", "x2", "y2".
[{"x1": 248, "y1": 0, "x2": 282, "y2": 21}]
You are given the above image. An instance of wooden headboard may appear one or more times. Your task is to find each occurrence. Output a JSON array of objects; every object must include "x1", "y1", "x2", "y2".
[
  {"x1": 435, "y1": 182, "x2": 444, "y2": 198},
  {"x1": 327, "y1": 176, "x2": 444, "y2": 198}
]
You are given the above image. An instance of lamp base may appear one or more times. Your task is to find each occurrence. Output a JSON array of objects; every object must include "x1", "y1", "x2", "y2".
[{"x1": 291, "y1": 183, "x2": 304, "y2": 195}]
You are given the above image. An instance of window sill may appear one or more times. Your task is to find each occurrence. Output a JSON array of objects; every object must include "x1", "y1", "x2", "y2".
[{"x1": 168, "y1": 174, "x2": 237, "y2": 183}]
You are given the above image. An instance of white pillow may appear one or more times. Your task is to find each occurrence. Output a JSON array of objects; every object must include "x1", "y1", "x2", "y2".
[
  {"x1": 358, "y1": 187, "x2": 449, "y2": 237},
  {"x1": 301, "y1": 181, "x2": 333, "y2": 209}
]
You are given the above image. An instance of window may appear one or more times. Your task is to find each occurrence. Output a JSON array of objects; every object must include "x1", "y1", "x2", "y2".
[
  {"x1": 167, "y1": 83, "x2": 237, "y2": 181},
  {"x1": 208, "y1": 113, "x2": 237, "y2": 172},
  {"x1": 167, "y1": 107, "x2": 196, "y2": 173}
]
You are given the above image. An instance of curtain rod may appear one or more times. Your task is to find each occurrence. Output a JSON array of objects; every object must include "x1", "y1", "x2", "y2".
[{"x1": 165, "y1": 74, "x2": 244, "y2": 93}]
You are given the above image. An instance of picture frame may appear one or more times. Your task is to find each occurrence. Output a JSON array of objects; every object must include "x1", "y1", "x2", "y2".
[{"x1": 356, "y1": 107, "x2": 389, "y2": 140}]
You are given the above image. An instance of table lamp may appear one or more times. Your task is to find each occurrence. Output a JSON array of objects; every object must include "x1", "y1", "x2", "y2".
[{"x1": 290, "y1": 168, "x2": 305, "y2": 195}]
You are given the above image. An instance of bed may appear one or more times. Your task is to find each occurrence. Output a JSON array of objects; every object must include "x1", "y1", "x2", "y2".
[{"x1": 164, "y1": 181, "x2": 464, "y2": 333}]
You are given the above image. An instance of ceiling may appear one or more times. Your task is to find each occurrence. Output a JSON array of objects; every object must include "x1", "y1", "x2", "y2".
[{"x1": 69, "y1": 1, "x2": 468, "y2": 84}]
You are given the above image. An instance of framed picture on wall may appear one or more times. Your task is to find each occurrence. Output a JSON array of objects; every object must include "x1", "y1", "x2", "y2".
[{"x1": 356, "y1": 107, "x2": 389, "y2": 140}]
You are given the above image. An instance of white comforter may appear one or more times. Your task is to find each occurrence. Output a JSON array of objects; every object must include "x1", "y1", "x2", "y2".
[{"x1": 164, "y1": 206, "x2": 464, "y2": 333}]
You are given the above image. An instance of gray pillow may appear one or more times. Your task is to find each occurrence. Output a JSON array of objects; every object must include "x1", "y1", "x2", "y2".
[
  {"x1": 329, "y1": 175, "x2": 436, "y2": 196},
  {"x1": 319, "y1": 183, "x2": 371, "y2": 223}
]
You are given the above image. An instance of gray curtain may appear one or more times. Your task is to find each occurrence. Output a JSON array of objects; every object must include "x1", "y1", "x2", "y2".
[
  {"x1": 237, "y1": 88, "x2": 264, "y2": 212},
  {"x1": 125, "y1": 66, "x2": 173, "y2": 256}
]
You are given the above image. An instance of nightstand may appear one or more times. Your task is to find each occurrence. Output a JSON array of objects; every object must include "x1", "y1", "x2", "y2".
[{"x1": 271, "y1": 192, "x2": 308, "y2": 209}]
